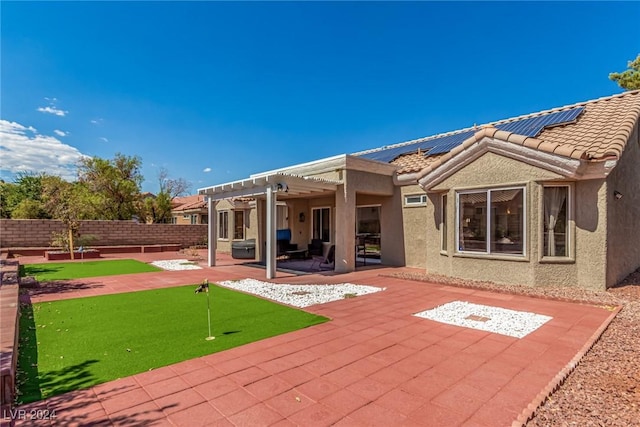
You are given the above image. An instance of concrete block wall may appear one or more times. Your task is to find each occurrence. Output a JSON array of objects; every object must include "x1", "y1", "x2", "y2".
[{"x1": 0, "y1": 219, "x2": 207, "y2": 249}]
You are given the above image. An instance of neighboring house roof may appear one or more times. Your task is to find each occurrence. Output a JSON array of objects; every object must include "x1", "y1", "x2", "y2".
[
  {"x1": 172, "y1": 195, "x2": 206, "y2": 213},
  {"x1": 355, "y1": 90, "x2": 640, "y2": 176}
]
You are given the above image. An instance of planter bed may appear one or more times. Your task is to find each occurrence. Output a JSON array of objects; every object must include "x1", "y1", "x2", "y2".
[{"x1": 45, "y1": 250, "x2": 101, "y2": 261}]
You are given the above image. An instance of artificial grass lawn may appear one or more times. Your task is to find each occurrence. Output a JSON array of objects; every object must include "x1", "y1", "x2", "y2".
[
  {"x1": 17, "y1": 284, "x2": 329, "y2": 404},
  {"x1": 21, "y1": 259, "x2": 162, "y2": 281}
]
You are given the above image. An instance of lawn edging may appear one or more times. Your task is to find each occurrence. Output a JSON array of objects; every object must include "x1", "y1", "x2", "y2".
[{"x1": 0, "y1": 260, "x2": 21, "y2": 411}]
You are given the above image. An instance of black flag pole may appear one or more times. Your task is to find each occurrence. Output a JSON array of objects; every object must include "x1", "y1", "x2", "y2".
[{"x1": 195, "y1": 279, "x2": 215, "y2": 341}]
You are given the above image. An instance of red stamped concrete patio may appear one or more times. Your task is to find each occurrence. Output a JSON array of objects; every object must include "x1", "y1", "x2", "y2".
[{"x1": 11, "y1": 253, "x2": 617, "y2": 426}]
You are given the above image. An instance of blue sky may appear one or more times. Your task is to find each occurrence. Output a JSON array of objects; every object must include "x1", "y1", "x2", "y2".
[{"x1": 1, "y1": 1, "x2": 639, "y2": 194}]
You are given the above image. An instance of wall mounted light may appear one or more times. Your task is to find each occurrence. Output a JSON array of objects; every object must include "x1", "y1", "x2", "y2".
[
  {"x1": 614, "y1": 190, "x2": 623, "y2": 200},
  {"x1": 299, "y1": 212, "x2": 305, "y2": 223}
]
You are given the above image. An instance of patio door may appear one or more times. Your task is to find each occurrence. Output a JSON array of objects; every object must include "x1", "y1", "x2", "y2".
[{"x1": 356, "y1": 205, "x2": 381, "y2": 264}]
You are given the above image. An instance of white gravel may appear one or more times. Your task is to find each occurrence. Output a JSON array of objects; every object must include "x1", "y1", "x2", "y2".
[
  {"x1": 414, "y1": 300, "x2": 552, "y2": 339},
  {"x1": 150, "y1": 259, "x2": 203, "y2": 270},
  {"x1": 217, "y1": 278, "x2": 384, "y2": 308}
]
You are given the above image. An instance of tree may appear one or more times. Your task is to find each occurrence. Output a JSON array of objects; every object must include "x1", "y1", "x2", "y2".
[
  {"x1": 77, "y1": 153, "x2": 143, "y2": 220},
  {"x1": 609, "y1": 54, "x2": 640, "y2": 90},
  {"x1": 0, "y1": 172, "x2": 51, "y2": 219},
  {"x1": 41, "y1": 176, "x2": 96, "y2": 259},
  {"x1": 138, "y1": 167, "x2": 191, "y2": 223},
  {"x1": 11, "y1": 199, "x2": 48, "y2": 219}
]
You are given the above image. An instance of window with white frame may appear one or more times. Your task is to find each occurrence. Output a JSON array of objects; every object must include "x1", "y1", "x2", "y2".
[
  {"x1": 441, "y1": 194, "x2": 448, "y2": 252},
  {"x1": 312, "y1": 207, "x2": 331, "y2": 242},
  {"x1": 218, "y1": 211, "x2": 229, "y2": 239},
  {"x1": 457, "y1": 187, "x2": 525, "y2": 255},
  {"x1": 543, "y1": 185, "x2": 569, "y2": 257},
  {"x1": 190, "y1": 214, "x2": 198, "y2": 225},
  {"x1": 233, "y1": 210, "x2": 245, "y2": 240},
  {"x1": 405, "y1": 194, "x2": 427, "y2": 206}
]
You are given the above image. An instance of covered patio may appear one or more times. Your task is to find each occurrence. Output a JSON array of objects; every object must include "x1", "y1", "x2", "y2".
[{"x1": 198, "y1": 154, "x2": 399, "y2": 279}]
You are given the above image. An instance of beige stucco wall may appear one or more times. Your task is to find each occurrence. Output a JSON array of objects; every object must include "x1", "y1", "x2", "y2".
[
  {"x1": 400, "y1": 185, "x2": 428, "y2": 268},
  {"x1": 214, "y1": 199, "x2": 258, "y2": 254},
  {"x1": 606, "y1": 122, "x2": 640, "y2": 287},
  {"x1": 425, "y1": 151, "x2": 612, "y2": 289}
]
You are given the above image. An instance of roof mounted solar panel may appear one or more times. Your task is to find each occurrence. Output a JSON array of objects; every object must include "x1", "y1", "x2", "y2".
[
  {"x1": 356, "y1": 106, "x2": 585, "y2": 163},
  {"x1": 494, "y1": 106, "x2": 584, "y2": 137}
]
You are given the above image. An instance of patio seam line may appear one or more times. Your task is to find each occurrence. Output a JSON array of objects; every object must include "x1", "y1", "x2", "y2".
[{"x1": 511, "y1": 304, "x2": 622, "y2": 427}]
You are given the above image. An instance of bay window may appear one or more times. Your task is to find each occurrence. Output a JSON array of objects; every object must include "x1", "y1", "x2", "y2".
[{"x1": 457, "y1": 187, "x2": 525, "y2": 256}]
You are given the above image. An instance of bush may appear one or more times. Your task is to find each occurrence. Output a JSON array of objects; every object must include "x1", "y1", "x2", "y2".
[{"x1": 50, "y1": 231, "x2": 98, "y2": 252}]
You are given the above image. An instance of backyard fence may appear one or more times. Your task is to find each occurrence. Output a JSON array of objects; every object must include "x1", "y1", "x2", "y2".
[{"x1": 0, "y1": 219, "x2": 207, "y2": 249}]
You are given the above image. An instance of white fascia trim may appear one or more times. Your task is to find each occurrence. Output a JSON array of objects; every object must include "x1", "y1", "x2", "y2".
[
  {"x1": 252, "y1": 154, "x2": 397, "y2": 178},
  {"x1": 418, "y1": 137, "x2": 614, "y2": 190},
  {"x1": 251, "y1": 154, "x2": 348, "y2": 178}
]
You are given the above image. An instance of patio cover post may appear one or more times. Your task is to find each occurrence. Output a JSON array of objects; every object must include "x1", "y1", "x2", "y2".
[
  {"x1": 207, "y1": 198, "x2": 217, "y2": 267},
  {"x1": 335, "y1": 183, "x2": 356, "y2": 273},
  {"x1": 266, "y1": 185, "x2": 277, "y2": 279}
]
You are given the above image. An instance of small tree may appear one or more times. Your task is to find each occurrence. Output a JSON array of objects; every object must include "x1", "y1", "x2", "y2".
[
  {"x1": 41, "y1": 177, "x2": 96, "y2": 259},
  {"x1": 609, "y1": 54, "x2": 640, "y2": 90}
]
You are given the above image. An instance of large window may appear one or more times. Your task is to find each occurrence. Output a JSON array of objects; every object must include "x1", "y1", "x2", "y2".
[
  {"x1": 457, "y1": 187, "x2": 525, "y2": 255},
  {"x1": 233, "y1": 210, "x2": 245, "y2": 240},
  {"x1": 543, "y1": 186, "x2": 569, "y2": 257},
  {"x1": 218, "y1": 211, "x2": 229, "y2": 239},
  {"x1": 312, "y1": 207, "x2": 331, "y2": 242}
]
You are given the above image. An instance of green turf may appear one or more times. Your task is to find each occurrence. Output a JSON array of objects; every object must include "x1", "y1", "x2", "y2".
[
  {"x1": 17, "y1": 284, "x2": 329, "y2": 403},
  {"x1": 21, "y1": 259, "x2": 162, "y2": 281}
]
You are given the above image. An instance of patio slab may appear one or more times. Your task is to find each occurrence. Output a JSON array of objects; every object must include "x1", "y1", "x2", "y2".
[{"x1": 10, "y1": 255, "x2": 618, "y2": 426}]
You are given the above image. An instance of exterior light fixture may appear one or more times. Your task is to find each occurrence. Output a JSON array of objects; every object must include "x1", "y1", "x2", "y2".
[{"x1": 614, "y1": 191, "x2": 623, "y2": 200}]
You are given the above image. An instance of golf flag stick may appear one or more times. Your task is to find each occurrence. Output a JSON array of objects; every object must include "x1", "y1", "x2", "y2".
[{"x1": 195, "y1": 279, "x2": 215, "y2": 341}]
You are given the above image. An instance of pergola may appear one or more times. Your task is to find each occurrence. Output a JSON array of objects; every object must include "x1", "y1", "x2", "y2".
[{"x1": 198, "y1": 173, "x2": 339, "y2": 278}]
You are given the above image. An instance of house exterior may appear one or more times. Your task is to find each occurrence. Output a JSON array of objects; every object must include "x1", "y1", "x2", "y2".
[
  {"x1": 170, "y1": 195, "x2": 208, "y2": 225},
  {"x1": 199, "y1": 90, "x2": 640, "y2": 290}
]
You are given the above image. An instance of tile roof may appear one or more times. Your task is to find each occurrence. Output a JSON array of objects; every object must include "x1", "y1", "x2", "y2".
[
  {"x1": 385, "y1": 90, "x2": 640, "y2": 175},
  {"x1": 172, "y1": 195, "x2": 206, "y2": 212}
]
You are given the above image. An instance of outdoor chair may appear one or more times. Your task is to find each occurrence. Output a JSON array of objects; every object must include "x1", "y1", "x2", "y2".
[{"x1": 310, "y1": 245, "x2": 335, "y2": 271}]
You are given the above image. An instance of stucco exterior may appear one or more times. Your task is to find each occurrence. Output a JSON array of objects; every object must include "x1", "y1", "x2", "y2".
[
  {"x1": 421, "y1": 151, "x2": 618, "y2": 290},
  {"x1": 214, "y1": 199, "x2": 259, "y2": 254},
  {"x1": 200, "y1": 92, "x2": 640, "y2": 288},
  {"x1": 606, "y1": 122, "x2": 640, "y2": 287},
  {"x1": 400, "y1": 185, "x2": 428, "y2": 268}
]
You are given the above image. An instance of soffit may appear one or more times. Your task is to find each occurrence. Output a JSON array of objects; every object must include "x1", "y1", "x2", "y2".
[{"x1": 198, "y1": 173, "x2": 340, "y2": 201}]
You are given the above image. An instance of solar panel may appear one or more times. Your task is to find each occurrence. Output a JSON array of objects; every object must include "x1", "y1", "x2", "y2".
[
  {"x1": 357, "y1": 106, "x2": 584, "y2": 163},
  {"x1": 494, "y1": 107, "x2": 584, "y2": 137}
]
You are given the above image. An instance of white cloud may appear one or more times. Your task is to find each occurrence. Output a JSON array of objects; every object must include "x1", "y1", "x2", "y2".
[
  {"x1": 99, "y1": 137, "x2": 109, "y2": 143},
  {"x1": 54, "y1": 129, "x2": 67, "y2": 137},
  {"x1": 0, "y1": 119, "x2": 88, "y2": 181},
  {"x1": 91, "y1": 118, "x2": 104, "y2": 125},
  {"x1": 203, "y1": 167, "x2": 212, "y2": 173},
  {"x1": 37, "y1": 106, "x2": 68, "y2": 117}
]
